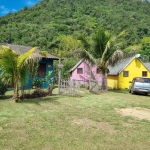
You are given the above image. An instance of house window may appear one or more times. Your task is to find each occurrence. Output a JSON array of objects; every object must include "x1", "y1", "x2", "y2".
[
  {"x1": 37, "y1": 64, "x2": 46, "y2": 77},
  {"x1": 142, "y1": 71, "x2": 147, "y2": 77},
  {"x1": 48, "y1": 64, "x2": 52, "y2": 68},
  {"x1": 123, "y1": 71, "x2": 129, "y2": 77},
  {"x1": 77, "y1": 68, "x2": 83, "y2": 74}
]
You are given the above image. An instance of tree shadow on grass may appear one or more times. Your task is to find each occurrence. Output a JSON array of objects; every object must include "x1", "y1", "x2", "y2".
[
  {"x1": 109, "y1": 89, "x2": 150, "y2": 97},
  {"x1": 108, "y1": 89, "x2": 129, "y2": 94},
  {"x1": 131, "y1": 93, "x2": 150, "y2": 97},
  {"x1": 19, "y1": 95, "x2": 61, "y2": 105},
  {"x1": 0, "y1": 95, "x2": 13, "y2": 100}
]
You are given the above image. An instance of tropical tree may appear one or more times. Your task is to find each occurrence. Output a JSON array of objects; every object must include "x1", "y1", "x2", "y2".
[
  {"x1": 56, "y1": 35, "x2": 83, "y2": 58},
  {"x1": 0, "y1": 46, "x2": 40, "y2": 102},
  {"x1": 58, "y1": 35, "x2": 80, "y2": 51},
  {"x1": 77, "y1": 27, "x2": 125, "y2": 90},
  {"x1": 140, "y1": 37, "x2": 150, "y2": 62},
  {"x1": 124, "y1": 37, "x2": 150, "y2": 62},
  {"x1": 52, "y1": 35, "x2": 83, "y2": 80}
]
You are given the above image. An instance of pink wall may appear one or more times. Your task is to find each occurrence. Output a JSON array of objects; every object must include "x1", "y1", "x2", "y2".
[{"x1": 70, "y1": 60, "x2": 102, "y2": 85}]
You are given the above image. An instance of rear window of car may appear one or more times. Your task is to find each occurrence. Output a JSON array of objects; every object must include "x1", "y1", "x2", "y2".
[{"x1": 134, "y1": 78, "x2": 150, "y2": 83}]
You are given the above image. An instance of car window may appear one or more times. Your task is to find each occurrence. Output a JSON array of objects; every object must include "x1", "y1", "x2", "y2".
[
  {"x1": 135, "y1": 78, "x2": 150, "y2": 83},
  {"x1": 144, "y1": 78, "x2": 150, "y2": 83}
]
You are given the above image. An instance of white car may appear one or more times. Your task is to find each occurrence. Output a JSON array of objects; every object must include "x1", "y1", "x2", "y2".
[{"x1": 129, "y1": 77, "x2": 150, "y2": 95}]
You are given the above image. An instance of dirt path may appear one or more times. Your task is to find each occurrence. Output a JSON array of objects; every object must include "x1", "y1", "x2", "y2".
[
  {"x1": 73, "y1": 118, "x2": 116, "y2": 133},
  {"x1": 115, "y1": 107, "x2": 150, "y2": 121}
]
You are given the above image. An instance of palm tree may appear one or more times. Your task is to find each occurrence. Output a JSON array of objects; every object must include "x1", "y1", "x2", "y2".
[
  {"x1": 0, "y1": 46, "x2": 40, "y2": 102},
  {"x1": 77, "y1": 27, "x2": 125, "y2": 90}
]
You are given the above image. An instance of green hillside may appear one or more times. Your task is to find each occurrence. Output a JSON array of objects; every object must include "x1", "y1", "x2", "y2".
[{"x1": 0, "y1": 0, "x2": 150, "y2": 51}]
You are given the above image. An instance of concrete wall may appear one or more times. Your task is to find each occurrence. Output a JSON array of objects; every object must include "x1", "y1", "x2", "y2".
[{"x1": 107, "y1": 75, "x2": 118, "y2": 89}]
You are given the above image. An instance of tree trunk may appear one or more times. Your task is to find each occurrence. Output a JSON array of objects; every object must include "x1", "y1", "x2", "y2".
[
  {"x1": 13, "y1": 80, "x2": 19, "y2": 103},
  {"x1": 21, "y1": 86, "x2": 25, "y2": 100},
  {"x1": 48, "y1": 84, "x2": 53, "y2": 96},
  {"x1": 101, "y1": 71, "x2": 107, "y2": 90}
]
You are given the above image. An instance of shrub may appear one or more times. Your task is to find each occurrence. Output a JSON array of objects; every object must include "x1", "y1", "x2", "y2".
[
  {"x1": 45, "y1": 71, "x2": 54, "y2": 95},
  {"x1": 32, "y1": 79, "x2": 45, "y2": 88},
  {"x1": 80, "y1": 84, "x2": 86, "y2": 88},
  {"x1": 20, "y1": 88, "x2": 49, "y2": 99},
  {"x1": 0, "y1": 81, "x2": 7, "y2": 96}
]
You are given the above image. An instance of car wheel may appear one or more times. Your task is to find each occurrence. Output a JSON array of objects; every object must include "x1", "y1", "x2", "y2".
[
  {"x1": 144, "y1": 93, "x2": 148, "y2": 96},
  {"x1": 131, "y1": 90, "x2": 134, "y2": 94}
]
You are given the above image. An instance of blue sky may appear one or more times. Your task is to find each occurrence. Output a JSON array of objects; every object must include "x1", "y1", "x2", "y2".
[{"x1": 0, "y1": 0, "x2": 40, "y2": 16}]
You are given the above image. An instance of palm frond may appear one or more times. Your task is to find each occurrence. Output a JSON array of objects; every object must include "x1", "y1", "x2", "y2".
[
  {"x1": 73, "y1": 49, "x2": 96, "y2": 65},
  {"x1": 17, "y1": 47, "x2": 38, "y2": 70},
  {"x1": 0, "y1": 47, "x2": 17, "y2": 76},
  {"x1": 123, "y1": 50, "x2": 136, "y2": 58},
  {"x1": 93, "y1": 27, "x2": 111, "y2": 58},
  {"x1": 19, "y1": 67, "x2": 29, "y2": 88},
  {"x1": 106, "y1": 50, "x2": 124, "y2": 67},
  {"x1": 77, "y1": 35, "x2": 91, "y2": 50},
  {"x1": 100, "y1": 40, "x2": 111, "y2": 64},
  {"x1": 0, "y1": 71, "x2": 14, "y2": 86},
  {"x1": 125, "y1": 44, "x2": 142, "y2": 52}
]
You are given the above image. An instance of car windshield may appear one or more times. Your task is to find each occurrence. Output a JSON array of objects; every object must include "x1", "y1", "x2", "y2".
[{"x1": 135, "y1": 78, "x2": 150, "y2": 83}]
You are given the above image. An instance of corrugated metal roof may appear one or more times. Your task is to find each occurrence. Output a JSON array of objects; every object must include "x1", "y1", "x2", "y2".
[
  {"x1": 69, "y1": 54, "x2": 149, "y2": 75},
  {"x1": 0, "y1": 43, "x2": 60, "y2": 60},
  {"x1": 144, "y1": 62, "x2": 150, "y2": 71},
  {"x1": 69, "y1": 59, "x2": 84, "y2": 72},
  {"x1": 108, "y1": 55, "x2": 137, "y2": 75}
]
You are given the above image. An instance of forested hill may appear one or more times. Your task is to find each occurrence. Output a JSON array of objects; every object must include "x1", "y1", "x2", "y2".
[{"x1": 0, "y1": 0, "x2": 150, "y2": 51}]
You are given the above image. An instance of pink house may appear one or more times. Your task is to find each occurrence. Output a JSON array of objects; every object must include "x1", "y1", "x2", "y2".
[{"x1": 69, "y1": 59, "x2": 102, "y2": 85}]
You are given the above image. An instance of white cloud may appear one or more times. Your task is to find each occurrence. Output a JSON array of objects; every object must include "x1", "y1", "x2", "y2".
[
  {"x1": 0, "y1": 5, "x2": 5, "y2": 9},
  {"x1": 26, "y1": 0, "x2": 36, "y2": 6},
  {"x1": 12, "y1": 9, "x2": 17, "y2": 12},
  {"x1": 0, "y1": 5, "x2": 17, "y2": 15},
  {"x1": 0, "y1": 5, "x2": 9, "y2": 15}
]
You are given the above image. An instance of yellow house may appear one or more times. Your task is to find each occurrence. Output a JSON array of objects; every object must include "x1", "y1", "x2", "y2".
[{"x1": 107, "y1": 54, "x2": 150, "y2": 89}]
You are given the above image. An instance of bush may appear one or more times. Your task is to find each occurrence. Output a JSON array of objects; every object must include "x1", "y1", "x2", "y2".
[
  {"x1": 20, "y1": 88, "x2": 49, "y2": 99},
  {"x1": 0, "y1": 81, "x2": 7, "y2": 96},
  {"x1": 32, "y1": 79, "x2": 45, "y2": 88},
  {"x1": 80, "y1": 84, "x2": 86, "y2": 88}
]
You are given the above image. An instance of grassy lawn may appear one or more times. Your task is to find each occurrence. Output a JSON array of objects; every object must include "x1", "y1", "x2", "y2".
[{"x1": 0, "y1": 89, "x2": 150, "y2": 150}]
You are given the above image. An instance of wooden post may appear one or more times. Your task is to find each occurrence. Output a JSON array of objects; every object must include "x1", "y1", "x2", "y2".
[
  {"x1": 58, "y1": 59, "x2": 61, "y2": 94},
  {"x1": 89, "y1": 63, "x2": 92, "y2": 90}
]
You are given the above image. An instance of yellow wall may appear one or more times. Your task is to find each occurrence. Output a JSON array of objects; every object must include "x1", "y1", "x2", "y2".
[
  {"x1": 108, "y1": 58, "x2": 150, "y2": 89},
  {"x1": 107, "y1": 75, "x2": 118, "y2": 89}
]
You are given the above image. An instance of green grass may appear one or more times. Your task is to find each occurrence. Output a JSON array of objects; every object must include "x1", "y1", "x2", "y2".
[{"x1": 0, "y1": 89, "x2": 150, "y2": 150}]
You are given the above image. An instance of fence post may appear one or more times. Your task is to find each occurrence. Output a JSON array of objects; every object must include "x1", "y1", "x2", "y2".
[
  {"x1": 89, "y1": 63, "x2": 92, "y2": 90},
  {"x1": 59, "y1": 80, "x2": 81, "y2": 97},
  {"x1": 58, "y1": 59, "x2": 63, "y2": 94}
]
